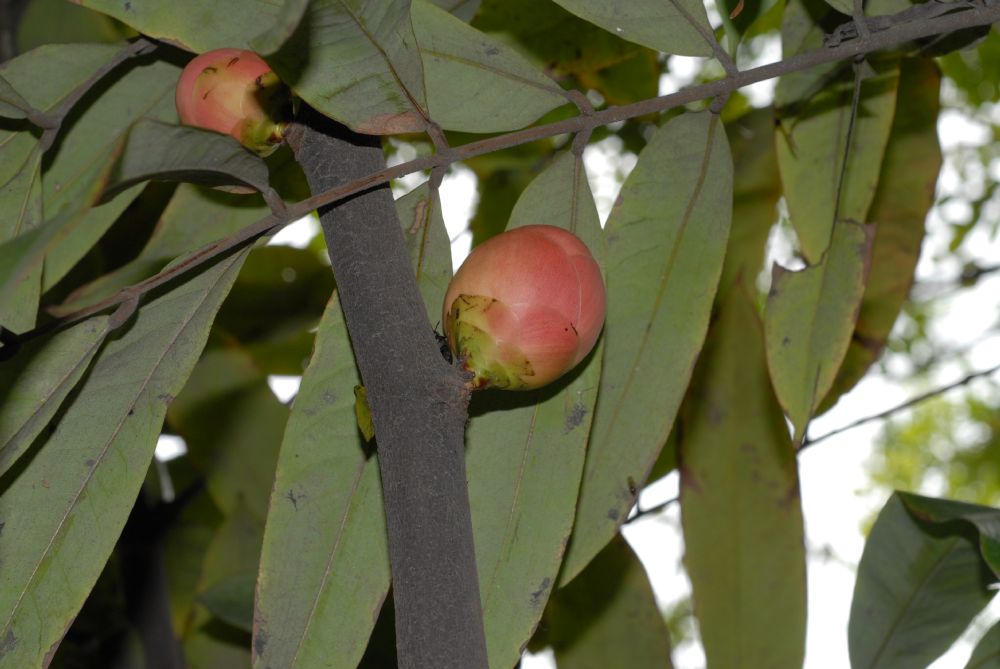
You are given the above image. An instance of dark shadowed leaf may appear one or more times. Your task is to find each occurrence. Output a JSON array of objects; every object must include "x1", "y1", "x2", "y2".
[
  {"x1": 765, "y1": 220, "x2": 875, "y2": 443},
  {"x1": 268, "y1": 0, "x2": 428, "y2": 134},
  {"x1": 680, "y1": 285, "x2": 807, "y2": 669},
  {"x1": 253, "y1": 293, "x2": 390, "y2": 669},
  {"x1": 0, "y1": 315, "x2": 109, "y2": 478},
  {"x1": 775, "y1": 0, "x2": 899, "y2": 263},
  {"x1": 849, "y1": 492, "x2": 1000, "y2": 669},
  {"x1": 465, "y1": 151, "x2": 603, "y2": 668},
  {"x1": 547, "y1": 535, "x2": 674, "y2": 668},
  {"x1": 104, "y1": 120, "x2": 275, "y2": 198},
  {"x1": 0, "y1": 249, "x2": 248, "y2": 669},
  {"x1": 965, "y1": 622, "x2": 1000, "y2": 669},
  {"x1": 560, "y1": 111, "x2": 732, "y2": 583},
  {"x1": 0, "y1": 149, "x2": 42, "y2": 332},
  {"x1": 818, "y1": 58, "x2": 942, "y2": 413},
  {"x1": 250, "y1": 0, "x2": 311, "y2": 54},
  {"x1": 550, "y1": 0, "x2": 713, "y2": 56},
  {"x1": 167, "y1": 348, "x2": 287, "y2": 523},
  {"x1": 413, "y1": 0, "x2": 568, "y2": 133}
]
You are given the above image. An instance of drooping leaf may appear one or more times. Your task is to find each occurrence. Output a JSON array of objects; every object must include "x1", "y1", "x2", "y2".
[
  {"x1": 550, "y1": 0, "x2": 713, "y2": 56},
  {"x1": 253, "y1": 293, "x2": 390, "y2": 669},
  {"x1": 965, "y1": 622, "x2": 1000, "y2": 669},
  {"x1": 250, "y1": 0, "x2": 311, "y2": 54},
  {"x1": 412, "y1": 0, "x2": 568, "y2": 133},
  {"x1": 849, "y1": 492, "x2": 1000, "y2": 669},
  {"x1": 167, "y1": 348, "x2": 287, "y2": 523},
  {"x1": 395, "y1": 182, "x2": 453, "y2": 322},
  {"x1": 268, "y1": 0, "x2": 429, "y2": 134},
  {"x1": 680, "y1": 285, "x2": 807, "y2": 669},
  {"x1": 465, "y1": 151, "x2": 603, "y2": 668},
  {"x1": 104, "y1": 120, "x2": 276, "y2": 199},
  {"x1": 0, "y1": 249, "x2": 249, "y2": 669},
  {"x1": 0, "y1": 315, "x2": 109, "y2": 478},
  {"x1": 775, "y1": 0, "x2": 899, "y2": 262},
  {"x1": 818, "y1": 58, "x2": 942, "y2": 413},
  {"x1": 764, "y1": 220, "x2": 874, "y2": 442},
  {"x1": 547, "y1": 535, "x2": 674, "y2": 668},
  {"x1": 560, "y1": 111, "x2": 732, "y2": 583}
]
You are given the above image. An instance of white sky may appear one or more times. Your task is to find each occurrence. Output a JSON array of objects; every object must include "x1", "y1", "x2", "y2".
[{"x1": 153, "y1": 29, "x2": 1000, "y2": 669}]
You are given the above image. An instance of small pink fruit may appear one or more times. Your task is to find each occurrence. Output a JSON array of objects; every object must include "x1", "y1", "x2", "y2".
[
  {"x1": 443, "y1": 225, "x2": 606, "y2": 390},
  {"x1": 175, "y1": 48, "x2": 288, "y2": 155}
]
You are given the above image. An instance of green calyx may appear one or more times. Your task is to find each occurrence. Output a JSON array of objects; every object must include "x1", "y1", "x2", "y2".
[
  {"x1": 447, "y1": 294, "x2": 534, "y2": 390},
  {"x1": 237, "y1": 70, "x2": 291, "y2": 155}
]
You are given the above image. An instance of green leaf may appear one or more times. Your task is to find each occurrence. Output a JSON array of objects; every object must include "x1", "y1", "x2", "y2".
[
  {"x1": 965, "y1": 622, "x2": 1000, "y2": 669},
  {"x1": 413, "y1": 0, "x2": 567, "y2": 133},
  {"x1": 0, "y1": 75, "x2": 36, "y2": 120},
  {"x1": 550, "y1": 0, "x2": 713, "y2": 56},
  {"x1": 253, "y1": 294, "x2": 390, "y2": 669},
  {"x1": 268, "y1": 0, "x2": 428, "y2": 134},
  {"x1": 818, "y1": 58, "x2": 942, "y2": 413},
  {"x1": 465, "y1": 151, "x2": 603, "y2": 668},
  {"x1": 560, "y1": 111, "x2": 732, "y2": 583},
  {"x1": 680, "y1": 285, "x2": 807, "y2": 669},
  {"x1": 432, "y1": 0, "x2": 481, "y2": 21},
  {"x1": 16, "y1": 0, "x2": 134, "y2": 52},
  {"x1": 395, "y1": 182, "x2": 453, "y2": 323},
  {"x1": 547, "y1": 535, "x2": 674, "y2": 669},
  {"x1": 105, "y1": 120, "x2": 275, "y2": 198},
  {"x1": 764, "y1": 220, "x2": 875, "y2": 442},
  {"x1": 167, "y1": 348, "x2": 287, "y2": 523},
  {"x1": 0, "y1": 249, "x2": 248, "y2": 669},
  {"x1": 0, "y1": 149, "x2": 43, "y2": 332},
  {"x1": 849, "y1": 492, "x2": 1000, "y2": 669},
  {"x1": 250, "y1": 0, "x2": 310, "y2": 54},
  {"x1": 775, "y1": 0, "x2": 900, "y2": 262},
  {"x1": 0, "y1": 316, "x2": 109, "y2": 478},
  {"x1": 197, "y1": 573, "x2": 257, "y2": 634}
]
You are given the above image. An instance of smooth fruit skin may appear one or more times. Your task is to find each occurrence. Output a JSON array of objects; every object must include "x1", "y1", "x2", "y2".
[
  {"x1": 443, "y1": 225, "x2": 606, "y2": 390},
  {"x1": 175, "y1": 48, "x2": 287, "y2": 155}
]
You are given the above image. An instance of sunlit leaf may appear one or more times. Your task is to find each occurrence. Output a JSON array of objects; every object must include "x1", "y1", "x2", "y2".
[
  {"x1": 548, "y1": 536, "x2": 674, "y2": 668},
  {"x1": 413, "y1": 0, "x2": 567, "y2": 133},
  {"x1": 849, "y1": 492, "x2": 1000, "y2": 669},
  {"x1": 0, "y1": 249, "x2": 248, "y2": 669},
  {"x1": 765, "y1": 220, "x2": 874, "y2": 443},
  {"x1": 0, "y1": 315, "x2": 109, "y2": 478},
  {"x1": 550, "y1": 0, "x2": 713, "y2": 56},
  {"x1": 681, "y1": 285, "x2": 807, "y2": 669},
  {"x1": 561, "y1": 111, "x2": 732, "y2": 583},
  {"x1": 818, "y1": 58, "x2": 942, "y2": 412},
  {"x1": 465, "y1": 151, "x2": 603, "y2": 668},
  {"x1": 775, "y1": 0, "x2": 899, "y2": 262}
]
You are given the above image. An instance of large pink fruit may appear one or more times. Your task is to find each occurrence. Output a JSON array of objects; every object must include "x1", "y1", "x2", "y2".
[
  {"x1": 443, "y1": 225, "x2": 606, "y2": 390},
  {"x1": 175, "y1": 48, "x2": 288, "y2": 155}
]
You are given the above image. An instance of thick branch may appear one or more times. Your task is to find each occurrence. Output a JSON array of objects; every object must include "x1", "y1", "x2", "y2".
[
  {"x1": 285, "y1": 106, "x2": 488, "y2": 669},
  {"x1": 8, "y1": 0, "x2": 1000, "y2": 349}
]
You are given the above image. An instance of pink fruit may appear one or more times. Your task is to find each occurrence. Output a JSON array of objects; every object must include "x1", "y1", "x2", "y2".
[
  {"x1": 175, "y1": 48, "x2": 288, "y2": 155},
  {"x1": 443, "y1": 225, "x2": 606, "y2": 390}
]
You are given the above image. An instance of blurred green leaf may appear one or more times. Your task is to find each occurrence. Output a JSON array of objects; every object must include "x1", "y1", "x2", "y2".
[
  {"x1": 551, "y1": 0, "x2": 712, "y2": 56},
  {"x1": 16, "y1": 0, "x2": 134, "y2": 52},
  {"x1": 965, "y1": 622, "x2": 1000, "y2": 669},
  {"x1": 0, "y1": 315, "x2": 109, "y2": 477},
  {"x1": 465, "y1": 151, "x2": 603, "y2": 668},
  {"x1": 268, "y1": 0, "x2": 428, "y2": 134},
  {"x1": 0, "y1": 248, "x2": 248, "y2": 669},
  {"x1": 849, "y1": 492, "x2": 1000, "y2": 669},
  {"x1": 819, "y1": 58, "x2": 942, "y2": 413},
  {"x1": 253, "y1": 293, "x2": 390, "y2": 669},
  {"x1": 395, "y1": 182, "x2": 453, "y2": 323},
  {"x1": 105, "y1": 120, "x2": 276, "y2": 198},
  {"x1": 561, "y1": 111, "x2": 732, "y2": 584},
  {"x1": 718, "y1": 0, "x2": 782, "y2": 51},
  {"x1": 681, "y1": 284, "x2": 807, "y2": 669},
  {"x1": 775, "y1": 0, "x2": 899, "y2": 262},
  {"x1": 198, "y1": 573, "x2": 257, "y2": 634},
  {"x1": 413, "y1": 0, "x2": 568, "y2": 133},
  {"x1": 765, "y1": 220, "x2": 875, "y2": 442},
  {"x1": 432, "y1": 0, "x2": 481, "y2": 21},
  {"x1": 548, "y1": 535, "x2": 674, "y2": 668},
  {"x1": 939, "y1": 30, "x2": 1000, "y2": 107}
]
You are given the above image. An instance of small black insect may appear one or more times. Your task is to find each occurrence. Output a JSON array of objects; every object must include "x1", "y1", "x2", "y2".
[{"x1": 434, "y1": 328, "x2": 453, "y2": 364}]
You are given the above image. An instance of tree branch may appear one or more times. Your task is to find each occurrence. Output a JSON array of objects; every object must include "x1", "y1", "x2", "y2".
[
  {"x1": 285, "y1": 106, "x2": 488, "y2": 669},
  {"x1": 5, "y1": 0, "x2": 999, "y2": 353}
]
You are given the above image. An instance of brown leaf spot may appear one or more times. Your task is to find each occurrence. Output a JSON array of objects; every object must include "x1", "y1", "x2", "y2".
[{"x1": 355, "y1": 111, "x2": 427, "y2": 135}]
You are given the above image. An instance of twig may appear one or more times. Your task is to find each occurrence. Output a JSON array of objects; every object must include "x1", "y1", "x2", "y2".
[
  {"x1": 624, "y1": 496, "x2": 679, "y2": 525},
  {"x1": 5, "y1": 0, "x2": 999, "y2": 350},
  {"x1": 666, "y1": 0, "x2": 739, "y2": 76},
  {"x1": 801, "y1": 361, "x2": 1000, "y2": 449}
]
